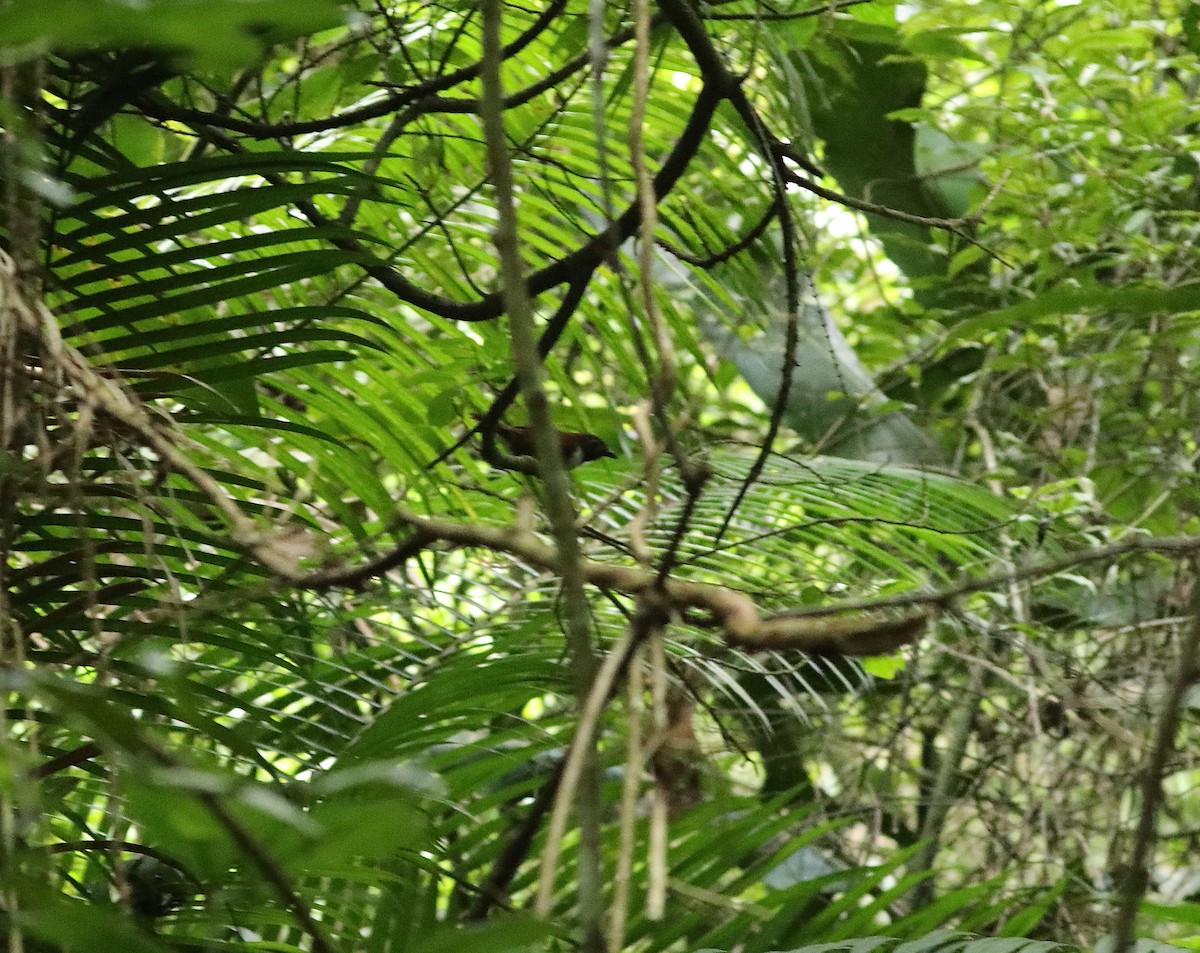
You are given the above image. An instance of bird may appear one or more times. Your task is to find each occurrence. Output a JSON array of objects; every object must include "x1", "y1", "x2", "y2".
[{"x1": 492, "y1": 421, "x2": 616, "y2": 470}]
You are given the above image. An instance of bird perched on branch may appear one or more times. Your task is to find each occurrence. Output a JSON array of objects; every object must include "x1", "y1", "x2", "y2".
[{"x1": 491, "y1": 421, "x2": 616, "y2": 470}]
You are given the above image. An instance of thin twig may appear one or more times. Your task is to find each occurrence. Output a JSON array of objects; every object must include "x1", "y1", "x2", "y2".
[
  {"x1": 770, "y1": 532, "x2": 1200, "y2": 620},
  {"x1": 781, "y1": 168, "x2": 1013, "y2": 268},
  {"x1": 198, "y1": 790, "x2": 339, "y2": 953},
  {"x1": 656, "y1": 198, "x2": 778, "y2": 268},
  {"x1": 466, "y1": 760, "x2": 564, "y2": 921},
  {"x1": 425, "y1": 278, "x2": 592, "y2": 469},
  {"x1": 134, "y1": 0, "x2": 570, "y2": 139}
]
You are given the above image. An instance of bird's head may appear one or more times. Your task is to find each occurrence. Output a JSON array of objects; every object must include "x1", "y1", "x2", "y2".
[{"x1": 563, "y1": 431, "x2": 617, "y2": 468}]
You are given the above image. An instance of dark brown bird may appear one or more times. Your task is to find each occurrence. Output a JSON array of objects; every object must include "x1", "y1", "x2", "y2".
[{"x1": 494, "y1": 421, "x2": 616, "y2": 470}]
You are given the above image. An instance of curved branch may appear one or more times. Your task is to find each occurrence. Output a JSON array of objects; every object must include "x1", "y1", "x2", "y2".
[
  {"x1": 423, "y1": 275, "x2": 594, "y2": 469},
  {"x1": 294, "y1": 520, "x2": 1200, "y2": 658},
  {"x1": 287, "y1": 82, "x2": 721, "y2": 323},
  {"x1": 657, "y1": 197, "x2": 778, "y2": 268},
  {"x1": 654, "y1": 0, "x2": 813, "y2": 544},
  {"x1": 129, "y1": 29, "x2": 718, "y2": 326},
  {"x1": 378, "y1": 509, "x2": 930, "y2": 656},
  {"x1": 412, "y1": 22, "x2": 640, "y2": 117},
  {"x1": 704, "y1": 0, "x2": 873, "y2": 20},
  {"x1": 136, "y1": 0, "x2": 569, "y2": 138}
]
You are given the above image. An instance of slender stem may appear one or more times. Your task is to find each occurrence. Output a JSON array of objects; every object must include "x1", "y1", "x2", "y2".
[
  {"x1": 608, "y1": 650, "x2": 645, "y2": 949},
  {"x1": 199, "y1": 792, "x2": 339, "y2": 953},
  {"x1": 1110, "y1": 576, "x2": 1200, "y2": 953},
  {"x1": 909, "y1": 661, "x2": 987, "y2": 906},
  {"x1": 477, "y1": 3, "x2": 605, "y2": 949}
]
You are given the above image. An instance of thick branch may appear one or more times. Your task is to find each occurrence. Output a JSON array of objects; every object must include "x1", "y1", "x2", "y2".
[
  {"x1": 300, "y1": 519, "x2": 1200, "y2": 657},
  {"x1": 387, "y1": 510, "x2": 928, "y2": 656}
]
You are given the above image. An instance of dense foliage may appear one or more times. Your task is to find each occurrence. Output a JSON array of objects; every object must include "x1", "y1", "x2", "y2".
[{"x1": 1, "y1": 1, "x2": 1198, "y2": 952}]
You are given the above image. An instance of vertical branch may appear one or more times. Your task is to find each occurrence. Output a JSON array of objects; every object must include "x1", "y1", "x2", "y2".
[
  {"x1": 629, "y1": 0, "x2": 674, "y2": 413},
  {"x1": 1, "y1": 61, "x2": 46, "y2": 285},
  {"x1": 536, "y1": 631, "x2": 634, "y2": 920},
  {"x1": 477, "y1": 3, "x2": 605, "y2": 949},
  {"x1": 608, "y1": 648, "x2": 645, "y2": 950},
  {"x1": 1110, "y1": 578, "x2": 1200, "y2": 953},
  {"x1": 587, "y1": 0, "x2": 614, "y2": 228},
  {"x1": 629, "y1": 0, "x2": 703, "y2": 492},
  {"x1": 628, "y1": 402, "x2": 660, "y2": 567},
  {"x1": 0, "y1": 61, "x2": 46, "y2": 953},
  {"x1": 646, "y1": 630, "x2": 669, "y2": 919},
  {"x1": 627, "y1": 7, "x2": 700, "y2": 921},
  {"x1": 654, "y1": 0, "x2": 804, "y2": 545},
  {"x1": 908, "y1": 658, "x2": 988, "y2": 907}
]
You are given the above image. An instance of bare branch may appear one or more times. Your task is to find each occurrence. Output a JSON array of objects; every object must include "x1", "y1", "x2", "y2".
[{"x1": 386, "y1": 509, "x2": 930, "y2": 655}]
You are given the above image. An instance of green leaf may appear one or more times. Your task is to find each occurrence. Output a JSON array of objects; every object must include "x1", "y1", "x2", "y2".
[
  {"x1": 860, "y1": 654, "x2": 905, "y2": 679},
  {"x1": 1185, "y1": 3, "x2": 1200, "y2": 54},
  {"x1": 412, "y1": 917, "x2": 561, "y2": 953},
  {"x1": 944, "y1": 283, "x2": 1200, "y2": 346},
  {"x1": 17, "y1": 893, "x2": 174, "y2": 953},
  {"x1": 0, "y1": 0, "x2": 345, "y2": 68}
]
